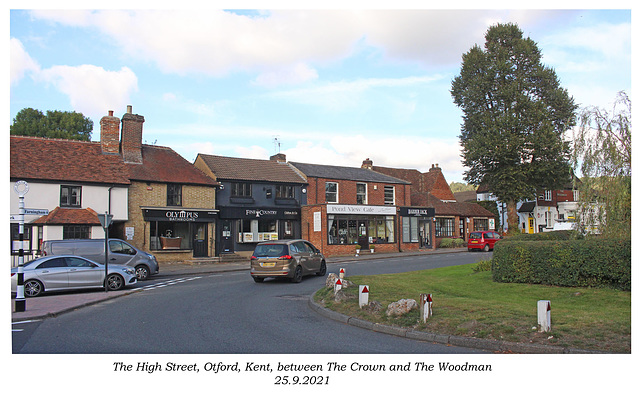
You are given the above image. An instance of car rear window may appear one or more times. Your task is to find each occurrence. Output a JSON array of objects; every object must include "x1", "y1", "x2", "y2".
[
  {"x1": 253, "y1": 244, "x2": 288, "y2": 258},
  {"x1": 469, "y1": 232, "x2": 483, "y2": 239}
]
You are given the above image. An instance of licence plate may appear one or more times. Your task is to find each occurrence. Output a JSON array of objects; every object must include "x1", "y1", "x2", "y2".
[
  {"x1": 470, "y1": 241, "x2": 478, "y2": 243},
  {"x1": 261, "y1": 262, "x2": 276, "y2": 268}
]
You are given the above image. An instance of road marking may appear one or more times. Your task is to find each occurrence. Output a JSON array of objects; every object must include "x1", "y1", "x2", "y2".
[
  {"x1": 12, "y1": 319, "x2": 41, "y2": 332},
  {"x1": 139, "y1": 276, "x2": 203, "y2": 291}
]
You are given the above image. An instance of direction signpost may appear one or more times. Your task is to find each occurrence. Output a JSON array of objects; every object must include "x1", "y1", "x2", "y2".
[{"x1": 98, "y1": 212, "x2": 113, "y2": 292}]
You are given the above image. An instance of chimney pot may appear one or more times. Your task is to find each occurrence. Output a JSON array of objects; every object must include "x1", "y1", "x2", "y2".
[{"x1": 127, "y1": 105, "x2": 132, "y2": 114}]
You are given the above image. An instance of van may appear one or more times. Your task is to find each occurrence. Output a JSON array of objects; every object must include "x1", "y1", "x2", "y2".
[{"x1": 41, "y1": 239, "x2": 159, "y2": 280}]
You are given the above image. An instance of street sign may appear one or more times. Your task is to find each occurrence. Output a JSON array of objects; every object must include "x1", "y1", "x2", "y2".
[
  {"x1": 24, "y1": 208, "x2": 49, "y2": 215},
  {"x1": 98, "y1": 213, "x2": 113, "y2": 228}
]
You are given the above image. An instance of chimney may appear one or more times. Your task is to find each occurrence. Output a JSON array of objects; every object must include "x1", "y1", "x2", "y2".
[
  {"x1": 430, "y1": 163, "x2": 442, "y2": 172},
  {"x1": 270, "y1": 153, "x2": 287, "y2": 162},
  {"x1": 120, "y1": 105, "x2": 145, "y2": 164},
  {"x1": 362, "y1": 158, "x2": 373, "y2": 170},
  {"x1": 99, "y1": 110, "x2": 120, "y2": 154}
]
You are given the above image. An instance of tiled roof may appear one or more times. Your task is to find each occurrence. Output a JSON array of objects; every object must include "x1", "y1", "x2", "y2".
[
  {"x1": 10, "y1": 136, "x2": 130, "y2": 185},
  {"x1": 373, "y1": 165, "x2": 456, "y2": 201},
  {"x1": 413, "y1": 193, "x2": 496, "y2": 218},
  {"x1": 32, "y1": 207, "x2": 101, "y2": 225},
  {"x1": 290, "y1": 162, "x2": 410, "y2": 185},
  {"x1": 197, "y1": 154, "x2": 307, "y2": 184},
  {"x1": 127, "y1": 145, "x2": 218, "y2": 186}
]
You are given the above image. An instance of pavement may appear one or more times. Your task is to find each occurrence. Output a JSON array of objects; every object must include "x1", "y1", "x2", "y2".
[{"x1": 10, "y1": 248, "x2": 602, "y2": 353}]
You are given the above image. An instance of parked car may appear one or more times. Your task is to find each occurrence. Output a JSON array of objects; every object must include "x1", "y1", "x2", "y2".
[
  {"x1": 11, "y1": 255, "x2": 137, "y2": 297},
  {"x1": 467, "y1": 231, "x2": 503, "y2": 252},
  {"x1": 250, "y1": 239, "x2": 326, "y2": 283},
  {"x1": 41, "y1": 238, "x2": 159, "y2": 280}
]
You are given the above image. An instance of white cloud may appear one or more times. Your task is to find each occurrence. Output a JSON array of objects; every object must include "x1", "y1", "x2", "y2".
[
  {"x1": 253, "y1": 62, "x2": 319, "y2": 87},
  {"x1": 37, "y1": 65, "x2": 138, "y2": 119},
  {"x1": 10, "y1": 38, "x2": 40, "y2": 86}
]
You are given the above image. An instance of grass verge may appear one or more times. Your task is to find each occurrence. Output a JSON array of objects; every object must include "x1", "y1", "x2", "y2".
[{"x1": 314, "y1": 263, "x2": 630, "y2": 353}]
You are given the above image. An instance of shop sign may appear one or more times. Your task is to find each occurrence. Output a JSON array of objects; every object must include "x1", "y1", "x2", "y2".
[
  {"x1": 399, "y1": 207, "x2": 435, "y2": 217},
  {"x1": 219, "y1": 207, "x2": 300, "y2": 219},
  {"x1": 327, "y1": 204, "x2": 396, "y2": 216},
  {"x1": 143, "y1": 208, "x2": 218, "y2": 222}
]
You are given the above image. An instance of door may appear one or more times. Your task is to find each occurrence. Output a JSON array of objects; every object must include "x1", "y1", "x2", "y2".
[
  {"x1": 108, "y1": 240, "x2": 137, "y2": 266},
  {"x1": 193, "y1": 223, "x2": 208, "y2": 257},
  {"x1": 66, "y1": 256, "x2": 103, "y2": 288},
  {"x1": 357, "y1": 220, "x2": 369, "y2": 249},
  {"x1": 220, "y1": 220, "x2": 234, "y2": 253},
  {"x1": 528, "y1": 218, "x2": 535, "y2": 234}
]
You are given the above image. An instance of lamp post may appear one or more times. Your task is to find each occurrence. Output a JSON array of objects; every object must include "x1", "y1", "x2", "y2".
[{"x1": 14, "y1": 181, "x2": 29, "y2": 312}]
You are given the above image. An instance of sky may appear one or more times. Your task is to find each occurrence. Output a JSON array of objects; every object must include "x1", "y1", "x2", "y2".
[{"x1": 8, "y1": 4, "x2": 633, "y2": 184}]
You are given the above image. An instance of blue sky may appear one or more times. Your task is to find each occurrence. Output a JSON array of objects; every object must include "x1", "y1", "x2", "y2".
[{"x1": 9, "y1": 5, "x2": 633, "y2": 183}]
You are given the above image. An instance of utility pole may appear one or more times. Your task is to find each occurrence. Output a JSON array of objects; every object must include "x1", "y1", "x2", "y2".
[{"x1": 14, "y1": 181, "x2": 29, "y2": 312}]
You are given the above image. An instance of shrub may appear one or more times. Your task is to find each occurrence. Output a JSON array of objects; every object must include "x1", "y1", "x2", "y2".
[
  {"x1": 472, "y1": 259, "x2": 492, "y2": 273},
  {"x1": 439, "y1": 238, "x2": 465, "y2": 248},
  {"x1": 492, "y1": 238, "x2": 630, "y2": 290}
]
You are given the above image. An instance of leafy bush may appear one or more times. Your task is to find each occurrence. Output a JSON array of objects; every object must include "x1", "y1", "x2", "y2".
[
  {"x1": 472, "y1": 260, "x2": 492, "y2": 273},
  {"x1": 508, "y1": 230, "x2": 584, "y2": 241},
  {"x1": 439, "y1": 238, "x2": 465, "y2": 248},
  {"x1": 492, "y1": 238, "x2": 630, "y2": 290}
]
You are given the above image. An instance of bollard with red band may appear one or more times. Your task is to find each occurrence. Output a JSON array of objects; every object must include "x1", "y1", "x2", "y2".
[
  {"x1": 339, "y1": 268, "x2": 345, "y2": 279},
  {"x1": 537, "y1": 300, "x2": 551, "y2": 332},
  {"x1": 359, "y1": 285, "x2": 369, "y2": 308},
  {"x1": 420, "y1": 293, "x2": 433, "y2": 322},
  {"x1": 334, "y1": 278, "x2": 342, "y2": 294}
]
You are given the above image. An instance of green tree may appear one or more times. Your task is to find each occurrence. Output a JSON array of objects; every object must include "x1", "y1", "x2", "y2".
[
  {"x1": 10, "y1": 108, "x2": 93, "y2": 141},
  {"x1": 572, "y1": 91, "x2": 631, "y2": 238},
  {"x1": 451, "y1": 23, "x2": 578, "y2": 232}
]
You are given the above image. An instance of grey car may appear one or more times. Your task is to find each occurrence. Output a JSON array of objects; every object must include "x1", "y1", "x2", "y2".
[
  {"x1": 250, "y1": 239, "x2": 326, "y2": 283},
  {"x1": 11, "y1": 255, "x2": 137, "y2": 297}
]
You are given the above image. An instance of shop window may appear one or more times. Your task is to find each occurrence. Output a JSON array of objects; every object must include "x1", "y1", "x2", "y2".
[
  {"x1": 474, "y1": 218, "x2": 489, "y2": 231},
  {"x1": 435, "y1": 218, "x2": 454, "y2": 237},
  {"x1": 60, "y1": 185, "x2": 81, "y2": 207},
  {"x1": 325, "y1": 182, "x2": 338, "y2": 203},
  {"x1": 149, "y1": 221, "x2": 191, "y2": 250},
  {"x1": 237, "y1": 219, "x2": 279, "y2": 243},
  {"x1": 167, "y1": 184, "x2": 182, "y2": 206},
  {"x1": 63, "y1": 225, "x2": 90, "y2": 239},
  {"x1": 328, "y1": 215, "x2": 395, "y2": 245},
  {"x1": 356, "y1": 183, "x2": 367, "y2": 205},
  {"x1": 384, "y1": 186, "x2": 395, "y2": 205},
  {"x1": 402, "y1": 217, "x2": 419, "y2": 243}
]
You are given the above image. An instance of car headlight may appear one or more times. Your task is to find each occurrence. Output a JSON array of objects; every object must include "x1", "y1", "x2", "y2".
[{"x1": 123, "y1": 268, "x2": 135, "y2": 275}]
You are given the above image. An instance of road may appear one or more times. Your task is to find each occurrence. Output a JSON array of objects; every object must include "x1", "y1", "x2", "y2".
[{"x1": 13, "y1": 252, "x2": 491, "y2": 354}]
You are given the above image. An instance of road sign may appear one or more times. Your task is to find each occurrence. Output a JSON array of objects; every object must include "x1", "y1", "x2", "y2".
[{"x1": 24, "y1": 209, "x2": 49, "y2": 215}]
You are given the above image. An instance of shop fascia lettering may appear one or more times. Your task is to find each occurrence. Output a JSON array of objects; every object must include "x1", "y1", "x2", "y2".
[
  {"x1": 245, "y1": 209, "x2": 278, "y2": 218},
  {"x1": 165, "y1": 210, "x2": 199, "y2": 221},
  {"x1": 327, "y1": 204, "x2": 396, "y2": 215}
]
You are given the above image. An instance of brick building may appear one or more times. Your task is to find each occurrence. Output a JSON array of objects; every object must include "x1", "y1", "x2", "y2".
[{"x1": 289, "y1": 160, "x2": 431, "y2": 257}]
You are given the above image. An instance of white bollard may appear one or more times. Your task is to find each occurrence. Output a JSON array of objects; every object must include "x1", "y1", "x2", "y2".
[
  {"x1": 359, "y1": 285, "x2": 369, "y2": 308},
  {"x1": 339, "y1": 268, "x2": 345, "y2": 279},
  {"x1": 420, "y1": 293, "x2": 433, "y2": 322},
  {"x1": 334, "y1": 278, "x2": 342, "y2": 294},
  {"x1": 537, "y1": 300, "x2": 551, "y2": 332}
]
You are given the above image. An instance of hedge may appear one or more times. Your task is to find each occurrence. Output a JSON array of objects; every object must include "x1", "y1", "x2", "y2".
[{"x1": 492, "y1": 238, "x2": 630, "y2": 291}]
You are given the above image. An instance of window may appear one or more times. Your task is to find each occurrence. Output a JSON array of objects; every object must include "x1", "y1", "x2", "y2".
[
  {"x1": 167, "y1": 184, "x2": 182, "y2": 206},
  {"x1": 276, "y1": 185, "x2": 295, "y2": 199},
  {"x1": 474, "y1": 218, "x2": 489, "y2": 231},
  {"x1": 63, "y1": 225, "x2": 90, "y2": 239},
  {"x1": 545, "y1": 190, "x2": 553, "y2": 201},
  {"x1": 37, "y1": 257, "x2": 67, "y2": 269},
  {"x1": 356, "y1": 183, "x2": 367, "y2": 205},
  {"x1": 435, "y1": 218, "x2": 454, "y2": 237},
  {"x1": 230, "y1": 182, "x2": 252, "y2": 197},
  {"x1": 60, "y1": 185, "x2": 81, "y2": 207},
  {"x1": 402, "y1": 216, "x2": 419, "y2": 243},
  {"x1": 384, "y1": 186, "x2": 395, "y2": 205},
  {"x1": 573, "y1": 190, "x2": 579, "y2": 201},
  {"x1": 328, "y1": 215, "x2": 395, "y2": 245},
  {"x1": 325, "y1": 182, "x2": 338, "y2": 203}
]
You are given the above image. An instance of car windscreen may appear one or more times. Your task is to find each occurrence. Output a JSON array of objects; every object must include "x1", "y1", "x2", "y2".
[
  {"x1": 253, "y1": 244, "x2": 288, "y2": 258},
  {"x1": 469, "y1": 232, "x2": 483, "y2": 239}
]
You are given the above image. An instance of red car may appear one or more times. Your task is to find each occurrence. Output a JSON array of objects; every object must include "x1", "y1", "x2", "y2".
[{"x1": 467, "y1": 231, "x2": 502, "y2": 252}]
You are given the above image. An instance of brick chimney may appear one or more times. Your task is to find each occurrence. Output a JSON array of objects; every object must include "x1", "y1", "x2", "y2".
[
  {"x1": 99, "y1": 110, "x2": 120, "y2": 154},
  {"x1": 362, "y1": 158, "x2": 373, "y2": 170},
  {"x1": 120, "y1": 105, "x2": 144, "y2": 164},
  {"x1": 270, "y1": 153, "x2": 287, "y2": 162},
  {"x1": 430, "y1": 163, "x2": 442, "y2": 172}
]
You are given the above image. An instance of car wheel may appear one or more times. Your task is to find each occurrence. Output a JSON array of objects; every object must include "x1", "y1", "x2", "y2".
[
  {"x1": 316, "y1": 260, "x2": 327, "y2": 276},
  {"x1": 252, "y1": 276, "x2": 264, "y2": 283},
  {"x1": 483, "y1": 244, "x2": 490, "y2": 252},
  {"x1": 291, "y1": 266, "x2": 303, "y2": 283},
  {"x1": 135, "y1": 265, "x2": 150, "y2": 281},
  {"x1": 24, "y1": 279, "x2": 44, "y2": 297},
  {"x1": 107, "y1": 274, "x2": 125, "y2": 291}
]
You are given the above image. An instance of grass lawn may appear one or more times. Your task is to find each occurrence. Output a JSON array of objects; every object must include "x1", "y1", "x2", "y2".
[{"x1": 314, "y1": 263, "x2": 631, "y2": 353}]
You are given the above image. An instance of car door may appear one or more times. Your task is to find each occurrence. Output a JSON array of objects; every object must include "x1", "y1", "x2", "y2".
[
  {"x1": 33, "y1": 257, "x2": 69, "y2": 291},
  {"x1": 66, "y1": 256, "x2": 103, "y2": 288},
  {"x1": 108, "y1": 240, "x2": 136, "y2": 266},
  {"x1": 303, "y1": 241, "x2": 321, "y2": 272},
  {"x1": 293, "y1": 241, "x2": 312, "y2": 274}
]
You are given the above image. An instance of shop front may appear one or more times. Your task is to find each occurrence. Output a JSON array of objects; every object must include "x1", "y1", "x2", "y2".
[
  {"x1": 399, "y1": 207, "x2": 435, "y2": 250},
  {"x1": 142, "y1": 208, "x2": 218, "y2": 258},
  {"x1": 217, "y1": 207, "x2": 301, "y2": 255}
]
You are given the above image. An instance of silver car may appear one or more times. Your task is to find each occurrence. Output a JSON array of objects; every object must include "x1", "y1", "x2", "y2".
[
  {"x1": 11, "y1": 255, "x2": 137, "y2": 297},
  {"x1": 250, "y1": 239, "x2": 326, "y2": 283}
]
